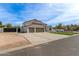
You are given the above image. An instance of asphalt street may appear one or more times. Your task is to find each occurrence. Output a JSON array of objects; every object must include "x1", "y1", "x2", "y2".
[{"x1": 1, "y1": 35, "x2": 79, "y2": 56}]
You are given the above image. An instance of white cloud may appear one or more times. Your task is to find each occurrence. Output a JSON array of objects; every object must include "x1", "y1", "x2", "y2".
[
  {"x1": 46, "y1": 3, "x2": 79, "y2": 25},
  {"x1": 70, "y1": 3, "x2": 79, "y2": 13}
]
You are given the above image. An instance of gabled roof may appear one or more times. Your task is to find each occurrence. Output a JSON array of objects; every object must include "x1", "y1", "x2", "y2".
[{"x1": 23, "y1": 19, "x2": 47, "y2": 25}]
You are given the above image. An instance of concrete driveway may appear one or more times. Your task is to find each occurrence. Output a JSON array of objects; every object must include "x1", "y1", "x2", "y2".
[{"x1": 19, "y1": 32, "x2": 69, "y2": 45}]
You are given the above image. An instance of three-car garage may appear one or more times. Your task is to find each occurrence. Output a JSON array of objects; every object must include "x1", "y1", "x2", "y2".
[{"x1": 29, "y1": 27, "x2": 44, "y2": 33}]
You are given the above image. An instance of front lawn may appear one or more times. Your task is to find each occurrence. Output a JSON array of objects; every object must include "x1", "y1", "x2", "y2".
[{"x1": 50, "y1": 32, "x2": 78, "y2": 35}]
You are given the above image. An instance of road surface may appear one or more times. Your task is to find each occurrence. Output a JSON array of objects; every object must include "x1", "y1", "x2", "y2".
[{"x1": 1, "y1": 35, "x2": 79, "y2": 56}]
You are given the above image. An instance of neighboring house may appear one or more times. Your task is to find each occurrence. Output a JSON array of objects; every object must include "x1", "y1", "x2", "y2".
[
  {"x1": 48, "y1": 26, "x2": 56, "y2": 32},
  {"x1": 55, "y1": 29, "x2": 65, "y2": 32},
  {"x1": 48, "y1": 26, "x2": 65, "y2": 32},
  {"x1": 51, "y1": 28, "x2": 56, "y2": 32},
  {"x1": 21, "y1": 19, "x2": 49, "y2": 33}
]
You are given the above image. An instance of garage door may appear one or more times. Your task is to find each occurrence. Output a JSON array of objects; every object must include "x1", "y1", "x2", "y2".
[
  {"x1": 36, "y1": 28, "x2": 44, "y2": 32},
  {"x1": 29, "y1": 27, "x2": 34, "y2": 33}
]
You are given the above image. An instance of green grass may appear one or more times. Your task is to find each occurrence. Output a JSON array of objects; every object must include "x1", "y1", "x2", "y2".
[{"x1": 50, "y1": 32, "x2": 78, "y2": 35}]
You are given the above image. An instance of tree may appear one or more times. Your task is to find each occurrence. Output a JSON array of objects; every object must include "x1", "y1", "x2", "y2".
[
  {"x1": 0, "y1": 21, "x2": 3, "y2": 28},
  {"x1": 14, "y1": 25, "x2": 20, "y2": 28},
  {"x1": 55, "y1": 23, "x2": 64, "y2": 29},
  {"x1": 54, "y1": 23, "x2": 79, "y2": 31},
  {"x1": 49, "y1": 25, "x2": 52, "y2": 30},
  {"x1": 6, "y1": 23, "x2": 13, "y2": 28}
]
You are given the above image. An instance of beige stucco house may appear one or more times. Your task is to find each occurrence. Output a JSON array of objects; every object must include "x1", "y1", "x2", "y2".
[{"x1": 21, "y1": 19, "x2": 49, "y2": 33}]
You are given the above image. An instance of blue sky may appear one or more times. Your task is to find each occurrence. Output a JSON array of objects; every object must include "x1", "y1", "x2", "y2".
[{"x1": 0, "y1": 3, "x2": 79, "y2": 26}]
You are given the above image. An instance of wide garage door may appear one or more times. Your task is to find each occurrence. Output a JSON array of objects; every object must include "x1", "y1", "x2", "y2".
[
  {"x1": 36, "y1": 28, "x2": 44, "y2": 32},
  {"x1": 29, "y1": 27, "x2": 34, "y2": 33}
]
